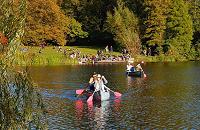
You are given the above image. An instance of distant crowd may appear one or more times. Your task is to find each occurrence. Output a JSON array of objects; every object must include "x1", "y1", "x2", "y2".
[{"x1": 20, "y1": 44, "x2": 132, "y2": 64}]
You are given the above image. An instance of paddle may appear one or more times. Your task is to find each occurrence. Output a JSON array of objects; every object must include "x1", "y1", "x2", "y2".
[
  {"x1": 109, "y1": 89, "x2": 122, "y2": 97},
  {"x1": 141, "y1": 68, "x2": 147, "y2": 78},
  {"x1": 104, "y1": 86, "x2": 122, "y2": 97},
  {"x1": 138, "y1": 64, "x2": 147, "y2": 78},
  {"x1": 76, "y1": 89, "x2": 84, "y2": 95},
  {"x1": 87, "y1": 91, "x2": 96, "y2": 102}
]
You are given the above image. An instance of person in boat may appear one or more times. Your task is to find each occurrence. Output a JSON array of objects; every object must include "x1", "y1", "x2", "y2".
[
  {"x1": 94, "y1": 74, "x2": 109, "y2": 92},
  {"x1": 127, "y1": 62, "x2": 135, "y2": 72},
  {"x1": 136, "y1": 64, "x2": 143, "y2": 72},
  {"x1": 88, "y1": 72, "x2": 98, "y2": 92}
]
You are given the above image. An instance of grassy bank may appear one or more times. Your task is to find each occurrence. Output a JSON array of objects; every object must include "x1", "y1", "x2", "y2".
[
  {"x1": 14, "y1": 46, "x2": 122, "y2": 66},
  {"x1": 13, "y1": 46, "x2": 194, "y2": 66}
]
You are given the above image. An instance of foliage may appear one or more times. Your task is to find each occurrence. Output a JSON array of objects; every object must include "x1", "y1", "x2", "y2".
[
  {"x1": 2, "y1": 0, "x2": 200, "y2": 60},
  {"x1": 0, "y1": 32, "x2": 8, "y2": 45},
  {"x1": 0, "y1": 67, "x2": 47, "y2": 129},
  {"x1": 0, "y1": 0, "x2": 47, "y2": 129},
  {"x1": 105, "y1": 0, "x2": 141, "y2": 55},
  {"x1": 62, "y1": 0, "x2": 116, "y2": 32},
  {"x1": 67, "y1": 18, "x2": 88, "y2": 39},
  {"x1": 165, "y1": 0, "x2": 193, "y2": 58},
  {"x1": 143, "y1": 0, "x2": 169, "y2": 54},
  {"x1": 23, "y1": 0, "x2": 70, "y2": 46},
  {"x1": 61, "y1": 0, "x2": 116, "y2": 45},
  {"x1": 188, "y1": 0, "x2": 200, "y2": 58}
]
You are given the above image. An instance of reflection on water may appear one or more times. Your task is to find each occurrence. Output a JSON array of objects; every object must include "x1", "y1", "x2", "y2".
[
  {"x1": 93, "y1": 101, "x2": 110, "y2": 129},
  {"x1": 30, "y1": 62, "x2": 200, "y2": 129}
]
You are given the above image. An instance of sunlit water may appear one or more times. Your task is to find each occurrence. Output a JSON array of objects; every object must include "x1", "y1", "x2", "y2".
[{"x1": 29, "y1": 62, "x2": 200, "y2": 129}]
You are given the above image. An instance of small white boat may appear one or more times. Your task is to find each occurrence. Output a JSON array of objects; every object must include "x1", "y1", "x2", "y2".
[{"x1": 100, "y1": 89, "x2": 110, "y2": 101}]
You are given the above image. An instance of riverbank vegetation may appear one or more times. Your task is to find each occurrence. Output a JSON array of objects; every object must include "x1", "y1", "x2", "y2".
[
  {"x1": 14, "y1": 46, "x2": 122, "y2": 65},
  {"x1": 1, "y1": 0, "x2": 200, "y2": 64},
  {"x1": 0, "y1": 0, "x2": 47, "y2": 129}
]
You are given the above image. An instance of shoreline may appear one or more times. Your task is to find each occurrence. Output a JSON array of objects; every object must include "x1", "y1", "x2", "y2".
[{"x1": 12, "y1": 46, "x2": 199, "y2": 66}]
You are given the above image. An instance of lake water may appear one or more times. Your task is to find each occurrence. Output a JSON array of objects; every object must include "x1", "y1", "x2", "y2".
[{"x1": 30, "y1": 62, "x2": 200, "y2": 129}]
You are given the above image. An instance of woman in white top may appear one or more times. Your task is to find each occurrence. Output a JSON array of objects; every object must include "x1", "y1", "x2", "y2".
[
  {"x1": 94, "y1": 74, "x2": 108, "y2": 92},
  {"x1": 127, "y1": 63, "x2": 135, "y2": 72}
]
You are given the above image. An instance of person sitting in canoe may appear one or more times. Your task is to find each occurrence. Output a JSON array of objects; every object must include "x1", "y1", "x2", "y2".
[
  {"x1": 94, "y1": 74, "x2": 109, "y2": 92},
  {"x1": 88, "y1": 72, "x2": 98, "y2": 91},
  {"x1": 127, "y1": 62, "x2": 135, "y2": 72},
  {"x1": 136, "y1": 64, "x2": 143, "y2": 71}
]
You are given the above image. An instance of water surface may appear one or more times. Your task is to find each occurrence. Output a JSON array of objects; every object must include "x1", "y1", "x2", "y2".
[{"x1": 30, "y1": 62, "x2": 200, "y2": 129}]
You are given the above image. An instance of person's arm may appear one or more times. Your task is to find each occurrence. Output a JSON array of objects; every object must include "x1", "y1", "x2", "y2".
[
  {"x1": 104, "y1": 85, "x2": 110, "y2": 90},
  {"x1": 88, "y1": 77, "x2": 94, "y2": 84},
  {"x1": 102, "y1": 76, "x2": 108, "y2": 84},
  {"x1": 84, "y1": 77, "x2": 93, "y2": 89}
]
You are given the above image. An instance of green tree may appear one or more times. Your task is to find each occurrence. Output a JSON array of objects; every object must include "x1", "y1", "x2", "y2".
[
  {"x1": 166, "y1": 0, "x2": 193, "y2": 58},
  {"x1": 67, "y1": 18, "x2": 88, "y2": 42},
  {"x1": 61, "y1": 0, "x2": 117, "y2": 45},
  {"x1": 143, "y1": 0, "x2": 169, "y2": 55},
  {"x1": 188, "y1": 0, "x2": 200, "y2": 58},
  {"x1": 105, "y1": 0, "x2": 141, "y2": 54}
]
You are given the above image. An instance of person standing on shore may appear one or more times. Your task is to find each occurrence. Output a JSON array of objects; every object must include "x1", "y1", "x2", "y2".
[
  {"x1": 105, "y1": 45, "x2": 109, "y2": 52},
  {"x1": 110, "y1": 46, "x2": 113, "y2": 53}
]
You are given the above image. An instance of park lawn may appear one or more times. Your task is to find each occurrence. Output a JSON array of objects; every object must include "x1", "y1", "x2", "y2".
[
  {"x1": 14, "y1": 46, "x2": 122, "y2": 66},
  {"x1": 13, "y1": 46, "x2": 181, "y2": 66}
]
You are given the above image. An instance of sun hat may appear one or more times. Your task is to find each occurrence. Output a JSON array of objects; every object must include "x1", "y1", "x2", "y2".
[
  {"x1": 93, "y1": 72, "x2": 97, "y2": 77},
  {"x1": 97, "y1": 74, "x2": 101, "y2": 78}
]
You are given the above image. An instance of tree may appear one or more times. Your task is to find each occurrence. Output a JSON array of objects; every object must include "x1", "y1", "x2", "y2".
[
  {"x1": 143, "y1": 0, "x2": 169, "y2": 55},
  {"x1": 105, "y1": 0, "x2": 141, "y2": 54},
  {"x1": 166, "y1": 0, "x2": 193, "y2": 58},
  {"x1": 61, "y1": 0, "x2": 117, "y2": 45},
  {"x1": 23, "y1": 0, "x2": 70, "y2": 46},
  {"x1": 67, "y1": 18, "x2": 88, "y2": 40},
  {"x1": 188, "y1": 0, "x2": 200, "y2": 58},
  {"x1": 0, "y1": 0, "x2": 47, "y2": 129}
]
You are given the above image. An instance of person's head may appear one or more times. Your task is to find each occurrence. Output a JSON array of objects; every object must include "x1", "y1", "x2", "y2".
[
  {"x1": 92, "y1": 72, "x2": 97, "y2": 78},
  {"x1": 97, "y1": 74, "x2": 101, "y2": 80},
  {"x1": 136, "y1": 64, "x2": 141, "y2": 67}
]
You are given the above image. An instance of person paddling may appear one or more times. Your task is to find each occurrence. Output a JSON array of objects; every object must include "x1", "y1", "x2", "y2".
[
  {"x1": 94, "y1": 74, "x2": 109, "y2": 92},
  {"x1": 135, "y1": 63, "x2": 147, "y2": 77},
  {"x1": 136, "y1": 64, "x2": 143, "y2": 71},
  {"x1": 87, "y1": 72, "x2": 97, "y2": 92},
  {"x1": 127, "y1": 62, "x2": 135, "y2": 72}
]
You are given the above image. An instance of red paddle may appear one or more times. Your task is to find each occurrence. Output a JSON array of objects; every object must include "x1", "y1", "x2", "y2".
[
  {"x1": 76, "y1": 89, "x2": 84, "y2": 95},
  {"x1": 109, "y1": 89, "x2": 122, "y2": 97},
  {"x1": 87, "y1": 92, "x2": 95, "y2": 102}
]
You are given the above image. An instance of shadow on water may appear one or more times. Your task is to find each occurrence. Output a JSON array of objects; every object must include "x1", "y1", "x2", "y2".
[{"x1": 29, "y1": 62, "x2": 200, "y2": 129}]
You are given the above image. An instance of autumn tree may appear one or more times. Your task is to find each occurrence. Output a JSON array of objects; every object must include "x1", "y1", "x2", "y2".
[{"x1": 24, "y1": 0, "x2": 70, "y2": 46}]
